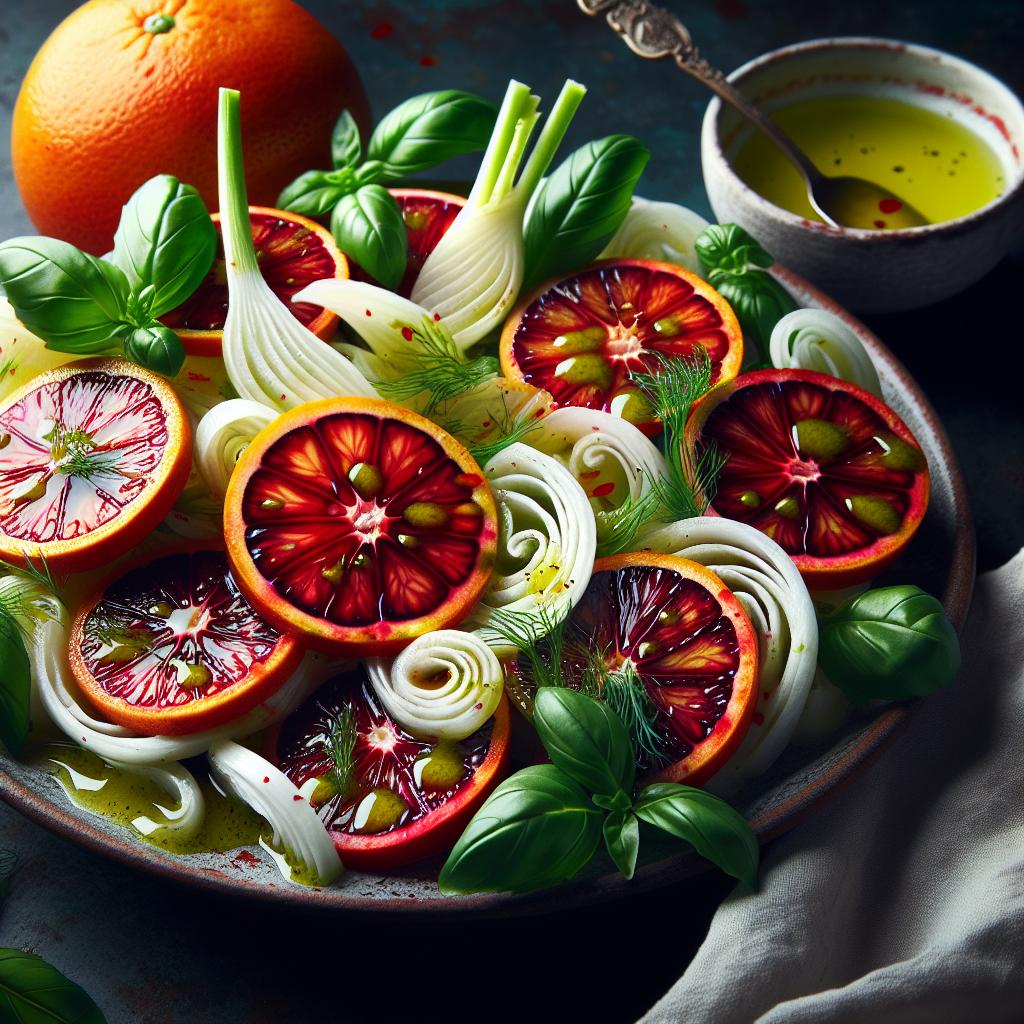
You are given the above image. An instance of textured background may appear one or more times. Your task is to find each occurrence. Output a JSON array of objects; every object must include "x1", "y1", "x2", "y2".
[{"x1": 1, "y1": 2, "x2": 1022, "y2": 1022}]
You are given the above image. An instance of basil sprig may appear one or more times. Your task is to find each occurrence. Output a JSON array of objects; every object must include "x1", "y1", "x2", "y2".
[
  {"x1": 277, "y1": 90, "x2": 497, "y2": 287},
  {"x1": 523, "y1": 134, "x2": 650, "y2": 291},
  {"x1": 695, "y1": 223, "x2": 796, "y2": 366},
  {"x1": 818, "y1": 585, "x2": 961, "y2": 702},
  {"x1": 0, "y1": 607, "x2": 31, "y2": 756},
  {"x1": 0, "y1": 173, "x2": 215, "y2": 376},
  {"x1": 0, "y1": 950, "x2": 107, "y2": 1023},
  {"x1": 439, "y1": 687, "x2": 758, "y2": 894}
]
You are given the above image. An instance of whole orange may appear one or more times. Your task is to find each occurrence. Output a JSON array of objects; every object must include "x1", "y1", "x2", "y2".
[{"x1": 12, "y1": 0, "x2": 370, "y2": 255}]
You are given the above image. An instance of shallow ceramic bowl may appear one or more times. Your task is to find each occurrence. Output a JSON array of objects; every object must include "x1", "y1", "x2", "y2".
[
  {"x1": 0, "y1": 267, "x2": 975, "y2": 917},
  {"x1": 701, "y1": 37, "x2": 1024, "y2": 313}
]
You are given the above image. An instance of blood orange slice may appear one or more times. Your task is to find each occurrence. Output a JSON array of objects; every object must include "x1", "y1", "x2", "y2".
[
  {"x1": 0, "y1": 358, "x2": 191, "y2": 573},
  {"x1": 506, "y1": 552, "x2": 759, "y2": 785},
  {"x1": 69, "y1": 546, "x2": 302, "y2": 736},
  {"x1": 270, "y1": 668, "x2": 509, "y2": 869},
  {"x1": 686, "y1": 369, "x2": 930, "y2": 589},
  {"x1": 225, "y1": 397, "x2": 498, "y2": 656},
  {"x1": 349, "y1": 188, "x2": 465, "y2": 297},
  {"x1": 499, "y1": 259, "x2": 743, "y2": 435},
  {"x1": 161, "y1": 206, "x2": 346, "y2": 356}
]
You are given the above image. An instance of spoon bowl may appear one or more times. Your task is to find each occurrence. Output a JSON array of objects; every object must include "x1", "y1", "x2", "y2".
[{"x1": 812, "y1": 176, "x2": 929, "y2": 230}]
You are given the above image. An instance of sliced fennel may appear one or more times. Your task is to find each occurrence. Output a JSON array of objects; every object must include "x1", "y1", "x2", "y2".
[
  {"x1": 641, "y1": 516, "x2": 818, "y2": 790},
  {"x1": 470, "y1": 443, "x2": 596, "y2": 651},
  {"x1": 293, "y1": 278, "x2": 498, "y2": 412},
  {"x1": 217, "y1": 88, "x2": 377, "y2": 412},
  {"x1": 599, "y1": 196, "x2": 710, "y2": 275},
  {"x1": 121, "y1": 761, "x2": 205, "y2": 841},
  {"x1": 195, "y1": 399, "x2": 276, "y2": 498},
  {"x1": 207, "y1": 739, "x2": 342, "y2": 886},
  {"x1": 528, "y1": 406, "x2": 668, "y2": 554},
  {"x1": 769, "y1": 307, "x2": 882, "y2": 396},
  {"x1": 366, "y1": 630, "x2": 504, "y2": 741},
  {"x1": 411, "y1": 78, "x2": 585, "y2": 350}
]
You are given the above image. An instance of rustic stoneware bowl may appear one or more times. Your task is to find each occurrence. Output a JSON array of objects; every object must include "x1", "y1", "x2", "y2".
[
  {"x1": 701, "y1": 37, "x2": 1024, "y2": 313},
  {"x1": 0, "y1": 266, "x2": 975, "y2": 917}
]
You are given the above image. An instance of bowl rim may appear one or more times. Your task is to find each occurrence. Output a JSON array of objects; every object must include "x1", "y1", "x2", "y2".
[
  {"x1": 0, "y1": 264, "x2": 977, "y2": 918},
  {"x1": 701, "y1": 35, "x2": 1024, "y2": 242}
]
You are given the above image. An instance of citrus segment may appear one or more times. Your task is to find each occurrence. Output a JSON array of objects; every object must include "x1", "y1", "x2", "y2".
[
  {"x1": 225, "y1": 398, "x2": 497, "y2": 656},
  {"x1": 687, "y1": 369, "x2": 929, "y2": 588},
  {"x1": 0, "y1": 358, "x2": 191, "y2": 573},
  {"x1": 69, "y1": 547, "x2": 301, "y2": 736},
  {"x1": 505, "y1": 552, "x2": 758, "y2": 785},
  {"x1": 162, "y1": 207, "x2": 345, "y2": 355},
  {"x1": 500, "y1": 259, "x2": 743, "y2": 434},
  {"x1": 349, "y1": 188, "x2": 465, "y2": 297},
  {"x1": 271, "y1": 668, "x2": 510, "y2": 869}
]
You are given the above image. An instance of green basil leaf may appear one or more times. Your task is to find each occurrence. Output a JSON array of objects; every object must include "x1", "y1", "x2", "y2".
[
  {"x1": 332, "y1": 109, "x2": 364, "y2": 168},
  {"x1": 695, "y1": 223, "x2": 773, "y2": 273},
  {"x1": 331, "y1": 184, "x2": 408, "y2": 291},
  {"x1": 110, "y1": 174, "x2": 216, "y2": 318},
  {"x1": 117, "y1": 322, "x2": 185, "y2": 376},
  {"x1": 367, "y1": 90, "x2": 498, "y2": 178},
  {"x1": 0, "y1": 949, "x2": 107, "y2": 1023},
  {"x1": 438, "y1": 764, "x2": 603, "y2": 894},
  {"x1": 277, "y1": 168, "x2": 356, "y2": 218},
  {"x1": 603, "y1": 811, "x2": 640, "y2": 879},
  {"x1": 706, "y1": 267, "x2": 796, "y2": 364},
  {"x1": 818, "y1": 585, "x2": 960, "y2": 702},
  {"x1": 533, "y1": 685, "x2": 635, "y2": 800},
  {"x1": 0, "y1": 237, "x2": 129, "y2": 353},
  {"x1": 0, "y1": 609, "x2": 31, "y2": 757},
  {"x1": 634, "y1": 782, "x2": 758, "y2": 887},
  {"x1": 524, "y1": 134, "x2": 650, "y2": 289},
  {"x1": 0, "y1": 848, "x2": 17, "y2": 903}
]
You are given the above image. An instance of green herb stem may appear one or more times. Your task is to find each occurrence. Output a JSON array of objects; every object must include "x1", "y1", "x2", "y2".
[
  {"x1": 516, "y1": 79, "x2": 587, "y2": 199},
  {"x1": 217, "y1": 88, "x2": 259, "y2": 277}
]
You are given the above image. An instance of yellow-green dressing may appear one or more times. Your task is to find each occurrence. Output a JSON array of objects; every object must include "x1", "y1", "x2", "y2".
[
  {"x1": 733, "y1": 95, "x2": 1005, "y2": 228},
  {"x1": 35, "y1": 743, "x2": 263, "y2": 856}
]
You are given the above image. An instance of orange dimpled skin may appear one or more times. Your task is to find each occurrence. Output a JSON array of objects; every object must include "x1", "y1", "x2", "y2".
[{"x1": 12, "y1": 0, "x2": 370, "y2": 255}]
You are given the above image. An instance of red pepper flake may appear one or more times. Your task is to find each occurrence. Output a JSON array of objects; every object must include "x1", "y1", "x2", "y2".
[
  {"x1": 365, "y1": 309, "x2": 372, "y2": 317},
  {"x1": 753, "y1": 712, "x2": 765, "y2": 726},
  {"x1": 873, "y1": 219, "x2": 887, "y2": 229},
  {"x1": 292, "y1": 794, "x2": 304, "y2": 802},
  {"x1": 370, "y1": 21, "x2": 394, "y2": 39},
  {"x1": 263, "y1": 776, "x2": 270, "y2": 783},
  {"x1": 579, "y1": 469, "x2": 601, "y2": 480},
  {"x1": 475, "y1": 702, "x2": 483, "y2": 710},
  {"x1": 481, "y1": 420, "x2": 492, "y2": 429},
  {"x1": 879, "y1": 198, "x2": 902, "y2": 214},
  {"x1": 186, "y1": 371, "x2": 211, "y2": 382},
  {"x1": 419, "y1": 54, "x2": 438, "y2": 67},
  {"x1": 591, "y1": 482, "x2": 616, "y2": 498},
  {"x1": 401, "y1": 326, "x2": 414, "y2": 341},
  {"x1": 433, "y1": 312, "x2": 442, "y2": 321},
  {"x1": 280, "y1": 393, "x2": 287, "y2": 401}
]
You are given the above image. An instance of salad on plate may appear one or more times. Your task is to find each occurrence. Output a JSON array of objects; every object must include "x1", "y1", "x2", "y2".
[{"x1": 0, "y1": 78, "x2": 960, "y2": 896}]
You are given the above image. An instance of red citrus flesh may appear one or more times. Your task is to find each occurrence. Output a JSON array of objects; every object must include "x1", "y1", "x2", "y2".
[
  {"x1": 69, "y1": 546, "x2": 302, "y2": 736},
  {"x1": 500, "y1": 259, "x2": 743, "y2": 435},
  {"x1": 270, "y1": 668, "x2": 510, "y2": 870},
  {"x1": 687, "y1": 369, "x2": 930, "y2": 589},
  {"x1": 349, "y1": 188, "x2": 464, "y2": 297},
  {"x1": 161, "y1": 206, "x2": 346, "y2": 356},
  {"x1": 0, "y1": 358, "x2": 192, "y2": 573},
  {"x1": 224, "y1": 397, "x2": 498, "y2": 656},
  {"x1": 508, "y1": 553, "x2": 759, "y2": 785}
]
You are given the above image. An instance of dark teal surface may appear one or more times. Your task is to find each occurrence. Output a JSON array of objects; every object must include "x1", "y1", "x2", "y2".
[{"x1": 0, "y1": 3, "x2": 1022, "y2": 1022}]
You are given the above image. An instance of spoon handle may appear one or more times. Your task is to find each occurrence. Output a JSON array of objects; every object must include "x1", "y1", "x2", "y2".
[{"x1": 577, "y1": 0, "x2": 826, "y2": 190}]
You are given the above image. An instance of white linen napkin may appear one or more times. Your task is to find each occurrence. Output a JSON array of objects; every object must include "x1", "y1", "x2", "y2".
[{"x1": 641, "y1": 549, "x2": 1024, "y2": 1024}]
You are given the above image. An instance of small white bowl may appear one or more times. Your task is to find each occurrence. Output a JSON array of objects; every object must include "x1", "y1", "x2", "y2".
[{"x1": 700, "y1": 37, "x2": 1024, "y2": 313}]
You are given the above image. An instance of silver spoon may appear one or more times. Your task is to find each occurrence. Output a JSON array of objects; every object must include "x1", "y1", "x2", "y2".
[{"x1": 578, "y1": 0, "x2": 929, "y2": 229}]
